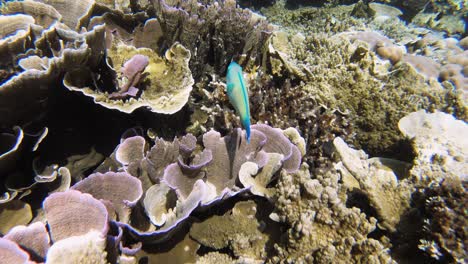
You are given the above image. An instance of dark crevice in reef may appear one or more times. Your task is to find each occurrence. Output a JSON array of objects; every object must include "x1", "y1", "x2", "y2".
[
  {"x1": 196, "y1": 245, "x2": 234, "y2": 259},
  {"x1": 238, "y1": 0, "x2": 276, "y2": 10},
  {"x1": 346, "y1": 189, "x2": 379, "y2": 221},
  {"x1": 34, "y1": 74, "x2": 191, "y2": 166}
]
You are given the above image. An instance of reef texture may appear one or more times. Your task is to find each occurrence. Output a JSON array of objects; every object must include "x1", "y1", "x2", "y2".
[
  {"x1": 267, "y1": 163, "x2": 394, "y2": 263},
  {"x1": 399, "y1": 110, "x2": 467, "y2": 182},
  {"x1": 189, "y1": 2, "x2": 466, "y2": 164},
  {"x1": 0, "y1": 0, "x2": 467, "y2": 263},
  {"x1": 416, "y1": 177, "x2": 467, "y2": 263}
]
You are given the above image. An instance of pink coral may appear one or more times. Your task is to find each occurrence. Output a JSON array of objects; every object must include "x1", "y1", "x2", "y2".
[{"x1": 109, "y1": 54, "x2": 149, "y2": 99}]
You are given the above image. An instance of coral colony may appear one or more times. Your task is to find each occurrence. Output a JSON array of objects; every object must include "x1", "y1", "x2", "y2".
[{"x1": 0, "y1": 0, "x2": 467, "y2": 263}]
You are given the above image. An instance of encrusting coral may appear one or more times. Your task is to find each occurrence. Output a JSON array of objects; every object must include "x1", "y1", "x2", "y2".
[
  {"x1": 399, "y1": 110, "x2": 468, "y2": 183},
  {"x1": 190, "y1": 200, "x2": 269, "y2": 260}
]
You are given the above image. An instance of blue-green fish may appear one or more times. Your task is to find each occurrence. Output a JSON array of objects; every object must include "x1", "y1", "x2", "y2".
[{"x1": 226, "y1": 61, "x2": 251, "y2": 143}]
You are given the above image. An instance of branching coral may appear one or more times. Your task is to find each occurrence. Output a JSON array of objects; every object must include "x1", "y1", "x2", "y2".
[
  {"x1": 417, "y1": 177, "x2": 467, "y2": 263},
  {"x1": 255, "y1": 2, "x2": 467, "y2": 160},
  {"x1": 152, "y1": 0, "x2": 273, "y2": 78},
  {"x1": 0, "y1": 0, "x2": 466, "y2": 263}
]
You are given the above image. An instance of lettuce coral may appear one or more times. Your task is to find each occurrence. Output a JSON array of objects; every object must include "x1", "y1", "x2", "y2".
[
  {"x1": 43, "y1": 190, "x2": 109, "y2": 242},
  {"x1": 0, "y1": 0, "x2": 466, "y2": 263},
  {"x1": 63, "y1": 42, "x2": 194, "y2": 114},
  {"x1": 4, "y1": 222, "x2": 50, "y2": 261}
]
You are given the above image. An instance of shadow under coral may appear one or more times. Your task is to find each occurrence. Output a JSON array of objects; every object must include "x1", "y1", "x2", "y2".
[{"x1": 34, "y1": 74, "x2": 191, "y2": 166}]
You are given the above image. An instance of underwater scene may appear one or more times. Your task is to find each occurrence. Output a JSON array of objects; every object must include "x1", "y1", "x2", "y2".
[{"x1": 0, "y1": 0, "x2": 466, "y2": 263}]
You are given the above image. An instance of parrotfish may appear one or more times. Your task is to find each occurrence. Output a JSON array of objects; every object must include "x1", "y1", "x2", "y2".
[{"x1": 226, "y1": 61, "x2": 251, "y2": 143}]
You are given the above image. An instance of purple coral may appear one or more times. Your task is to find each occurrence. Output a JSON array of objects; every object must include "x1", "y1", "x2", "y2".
[
  {"x1": 71, "y1": 171, "x2": 143, "y2": 222},
  {"x1": 121, "y1": 54, "x2": 149, "y2": 80},
  {"x1": 4, "y1": 222, "x2": 50, "y2": 261},
  {"x1": 115, "y1": 136, "x2": 146, "y2": 166},
  {"x1": 43, "y1": 190, "x2": 108, "y2": 242},
  {"x1": 109, "y1": 54, "x2": 149, "y2": 99},
  {"x1": 104, "y1": 125, "x2": 303, "y2": 243},
  {"x1": 0, "y1": 237, "x2": 30, "y2": 263},
  {"x1": 164, "y1": 149, "x2": 212, "y2": 199},
  {"x1": 252, "y1": 124, "x2": 301, "y2": 173},
  {"x1": 162, "y1": 125, "x2": 302, "y2": 204}
]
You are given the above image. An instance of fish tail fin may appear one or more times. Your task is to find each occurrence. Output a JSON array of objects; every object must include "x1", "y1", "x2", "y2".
[{"x1": 242, "y1": 118, "x2": 251, "y2": 144}]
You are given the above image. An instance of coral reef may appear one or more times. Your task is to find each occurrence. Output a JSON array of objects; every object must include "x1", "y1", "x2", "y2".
[
  {"x1": 268, "y1": 164, "x2": 395, "y2": 263},
  {"x1": 0, "y1": 0, "x2": 466, "y2": 263},
  {"x1": 63, "y1": 41, "x2": 194, "y2": 114},
  {"x1": 153, "y1": 0, "x2": 273, "y2": 78},
  {"x1": 103, "y1": 124, "x2": 302, "y2": 244},
  {"x1": 257, "y1": 2, "x2": 467, "y2": 157}
]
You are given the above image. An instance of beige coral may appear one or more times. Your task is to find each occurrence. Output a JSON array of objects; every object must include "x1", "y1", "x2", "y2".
[
  {"x1": 333, "y1": 137, "x2": 413, "y2": 232},
  {"x1": 45, "y1": 231, "x2": 108, "y2": 264},
  {"x1": 268, "y1": 164, "x2": 395, "y2": 263},
  {"x1": 63, "y1": 42, "x2": 194, "y2": 114},
  {"x1": 190, "y1": 201, "x2": 268, "y2": 261},
  {"x1": 399, "y1": 110, "x2": 468, "y2": 182}
]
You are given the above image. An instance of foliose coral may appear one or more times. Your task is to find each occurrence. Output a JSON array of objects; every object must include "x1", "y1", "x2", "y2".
[
  {"x1": 0, "y1": 0, "x2": 466, "y2": 263},
  {"x1": 0, "y1": 189, "x2": 115, "y2": 263},
  {"x1": 99, "y1": 124, "x2": 302, "y2": 244},
  {"x1": 63, "y1": 41, "x2": 195, "y2": 114}
]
